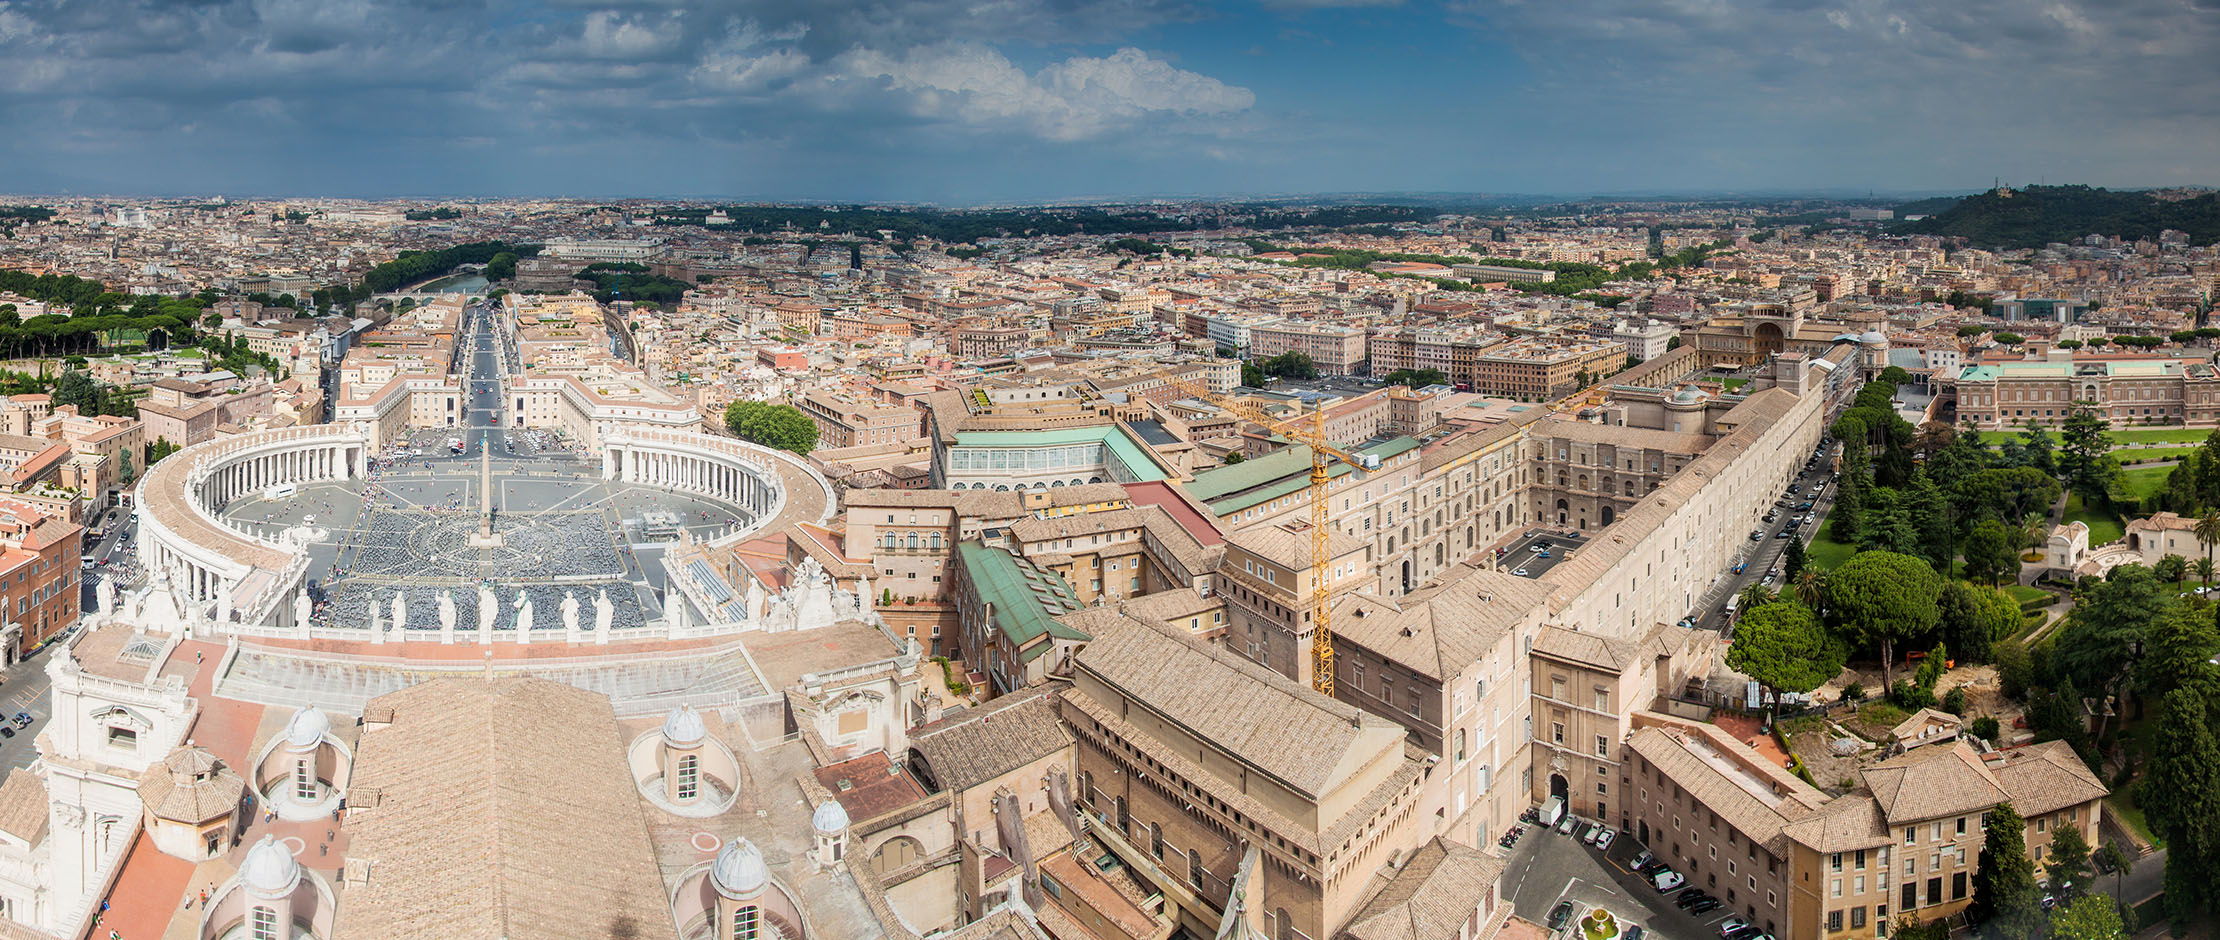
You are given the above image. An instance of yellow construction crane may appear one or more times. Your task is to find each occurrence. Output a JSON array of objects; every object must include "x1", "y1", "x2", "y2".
[{"x1": 1167, "y1": 378, "x2": 1378, "y2": 696}]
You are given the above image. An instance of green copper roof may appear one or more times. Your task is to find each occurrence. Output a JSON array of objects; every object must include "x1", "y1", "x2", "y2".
[{"x1": 956, "y1": 542, "x2": 1089, "y2": 660}]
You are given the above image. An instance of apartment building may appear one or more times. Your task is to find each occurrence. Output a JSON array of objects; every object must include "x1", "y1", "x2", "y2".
[
  {"x1": 1623, "y1": 713, "x2": 2107, "y2": 940},
  {"x1": 796, "y1": 391, "x2": 920, "y2": 449},
  {"x1": 1248, "y1": 320, "x2": 1368, "y2": 375},
  {"x1": 1471, "y1": 338, "x2": 1627, "y2": 399},
  {"x1": 1367, "y1": 327, "x2": 1508, "y2": 390},
  {"x1": 0, "y1": 495, "x2": 82, "y2": 658}
]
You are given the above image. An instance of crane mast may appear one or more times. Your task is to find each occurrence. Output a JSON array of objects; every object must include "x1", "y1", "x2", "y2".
[{"x1": 1167, "y1": 377, "x2": 1369, "y2": 696}]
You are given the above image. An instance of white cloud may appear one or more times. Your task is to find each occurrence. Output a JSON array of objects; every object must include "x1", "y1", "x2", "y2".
[
  {"x1": 834, "y1": 44, "x2": 1253, "y2": 140},
  {"x1": 578, "y1": 10, "x2": 686, "y2": 59}
]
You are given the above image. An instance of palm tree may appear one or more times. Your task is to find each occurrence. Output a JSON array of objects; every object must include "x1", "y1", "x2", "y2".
[
  {"x1": 1793, "y1": 569, "x2": 1827, "y2": 610},
  {"x1": 1739, "y1": 583, "x2": 1777, "y2": 612},
  {"x1": 2196, "y1": 513, "x2": 2220, "y2": 574},
  {"x1": 2020, "y1": 513, "x2": 2050, "y2": 556},
  {"x1": 2197, "y1": 557, "x2": 2216, "y2": 589}
]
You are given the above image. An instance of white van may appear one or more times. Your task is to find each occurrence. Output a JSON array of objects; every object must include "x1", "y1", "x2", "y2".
[
  {"x1": 1537, "y1": 796, "x2": 1566, "y2": 828},
  {"x1": 264, "y1": 485, "x2": 297, "y2": 501}
]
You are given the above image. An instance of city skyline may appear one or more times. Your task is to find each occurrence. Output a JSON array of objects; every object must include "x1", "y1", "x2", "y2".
[{"x1": 3, "y1": 0, "x2": 2218, "y2": 201}]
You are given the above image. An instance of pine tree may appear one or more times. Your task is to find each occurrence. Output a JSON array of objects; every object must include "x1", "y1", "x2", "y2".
[{"x1": 2149, "y1": 688, "x2": 2220, "y2": 927}]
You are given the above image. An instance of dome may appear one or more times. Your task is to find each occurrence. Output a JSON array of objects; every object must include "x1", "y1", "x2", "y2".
[
  {"x1": 1859, "y1": 330, "x2": 1889, "y2": 345},
  {"x1": 239, "y1": 834, "x2": 301, "y2": 898},
  {"x1": 1670, "y1": 385, "x2": 1707, "y2": 405},
  {"x1": 284, "y1": 706, "x2": 330, "y2": 749},
  {"x1": 661, "y1": 705, "x2": 705, "y2": 747},
  {"x1": 1831, "y1": 333, "x2": 1860, "y2": 344},
  {"x1": 711, "y1": 837, "x2": 768, "y2": 900},
  {"x1": 812, "y1": 799, "x2": 850, "y2": 834}
]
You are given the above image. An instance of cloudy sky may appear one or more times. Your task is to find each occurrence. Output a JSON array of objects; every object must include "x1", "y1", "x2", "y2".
[{"x1": 1, "y1": 0, "x2": 2216, "y2": 202}]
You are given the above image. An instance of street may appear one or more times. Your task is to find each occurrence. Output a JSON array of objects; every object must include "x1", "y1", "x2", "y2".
[
  {"x1": 1694, "y1": 453, "x2": 1840, "y2": 635},
  {"x1": 0, "y1": 642, "x2": 57, "y2": 776}
]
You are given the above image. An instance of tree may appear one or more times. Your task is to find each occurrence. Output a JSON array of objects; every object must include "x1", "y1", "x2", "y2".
[
  {"x1": 2045, "y1": 823, "x2": 2093, "y2": 900},
  {"x1": 1792, "y1": 569, "x2": 1827, "y2": 610},
  {"x1": 1738, "y1": 583, "x2": 1777, "y2": 611},
  {"x1": 51, "y1": 369, "x2": 94, "y2": 412},
  {"x1": 2200, "y1": 557, "x2": 2217, "y2": 588},
  {"x1": 2195, "y1": 512, "x2": 2220, "y2": 574},
  {"x1": 1781, "y1": 536, "x2": 1808, "y2": 581},
  {"x1": 2093, "y1": 843, "x2": 2132, "y2": 909},
  {"x1": 1728, "y1": 602, "x2": 1843, "y2": 717},
  {"x1": 2156, "y1": 552, "x2": 2189, "y2": 586},
  {"x1": 2045, "y1": 895, "x2": 2124, "y2": 940},
  {"x1": 721, "y1": 401, "x2": 819, "y2": 455},
  {"x1": 1961, "y1": 520, "x2": 2021, "y2": 586},
  {"x1": 1827, "y1": 551, "x2": 1943, "y2": 686},
  {"x1": 1940, "y1": 581, "x2": 2019, "y2": 664},
  {"x1": 2056, "y1": 565, "x2": 2167, "y2": 739},
  {"x1": 2056, "y1": 403, "x2": 2118, "y2": 506},
  {"x1": 2150, "y1": 687, "x2": 2220, "y2": 927},
  {"x1": 1381, "y1": 368, "x2": 1447, "y2": 388},
  {"x1": 1971, "y1": 801, "x2": 2043, "y2": 938},
  {"x1": 2136, "y1": 604, "x2": 2219, "y2": 703}
]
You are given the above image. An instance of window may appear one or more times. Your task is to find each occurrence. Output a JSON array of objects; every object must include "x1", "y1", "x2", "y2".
[
  {"x1": 1952, "y1": 872, "x2": 1967, "y2": 900},
  {"x1": 1456, "y1": 729, "x2": 1467, "y2": 764},
  {"x1": 1956, "y1": 816, "x2": 1966, "y2": 836},
  {"x1": 251, "y1": 907, "x2": 280, "y2": 940},
  {"x1": 1904, "y1": 827, "x2": 1915, "y2": 846},
  {"x1": 733, "y1": 905, "x2": 760, "y2": 940},
  {"x1": 1927, "y1": 877, "x2": 1941, "y2": 905},
  {"x1": 1831, "y1": 853, "x2": 1842, "y2": 873},
  {"x1": 1827, "y1": 911, "x2": 1843, "y2": 932},
  {"x1": 1595, "y1": 735, "x2": 1609, "y2": 758},
  {"x1": 1851, "y1": 907, "x2": 1867, "y2": 929},
  {"x1": 1594, "y1": 688, "x2": 1610, "y2": 711},
  {"x1": 294, "y1": 759, "x2": 315, "y2": 801},
  {"x1": 677, "y1": 754, "x2": 700, "y2": 801},
  {"x1": 1151, "y1": 823, "x2": 1165, "y2": 860},
  {"x1": 1551, "y1": 677, "x2": 1566, "y2": 700},
  {"x1": 107, "y1": 726, "x2": 137, "y2": 751},
  {"x1": 1552, "y1": 722, "x2": 1565, "y2": 745}
]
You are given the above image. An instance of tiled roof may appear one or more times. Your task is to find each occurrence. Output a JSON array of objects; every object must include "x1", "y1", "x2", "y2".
[
  {"x1": 909, "y1": 686, "x2": 1071, "y2": 793},
  {"x1": 1531, "y1": 625, "x2": 1641, "y2": 673},
  {"x1": 0, "y1": 769, "x2": 47, "y2": 844},
  {"x1": 1780, "y1": 794, "x2": 1893, "y2": 854},
  {"x1": 135, "y1": 746, "x2": 246, "y2": 825},
  {"x1": 1992, "y1": 741, "x2": 2108, "y2": 817},
  {"x1": 1627, "y1": 723, "x2": 1825, "y2": 855},
  {"x1": 1861, "y1": 740, "x2": 2007, "y2": 825},
  {"x1": 1332, "y1": 568, "x2": 1549, "y2": 682},
  {"x1": 1071, "y1": 612, "x2": 1407, "y2": 800},
  {"x1": 1226, "y1": 520, "x2": 1368, "y2": 571},
  {"x1": 1341, "y1": 836, "x2": 1505, "y2": 940},
  {"x1": 332, "y1": 677, "x2": 672, "y2": 940}
]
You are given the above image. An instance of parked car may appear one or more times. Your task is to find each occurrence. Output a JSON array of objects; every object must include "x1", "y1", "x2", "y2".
[
  {"x1": 1687, "y1": 898, "x2": 1723, "y2": 915},
  {"x1": 1624, "y1": 927, "x2": 1646, "y2": 940},
  {"x1": 1748, "y1": 530, "x2": 1763, "y2": 541},
  {"x1": 1718, "y1": 917, "x2": 1751, "y2": 937},
  {"x1": 1579, "y1": 823, "x2": 1600, "y2": 844},
  {"x1": 1593, "y1": 828, "x2": 1615, "y2": 851},
  {"x1": 1651, "y1": 870, "x2": 1685, "y2": 892},
  {"x1": 1556, "y1": 814, "x2": 1578, "y2": 835},
  {"x1": 1630, "y1": 850, "x2": 1657, "y2": 872},
  {"x1": 1548, "y1": 901, "x2": 1575, "y2": 930},
  {"x1": 1674, "y1": 890, "x2": 1713, "y2": 910},
  {"x1": 1722, "y1": 927, "x2": 1763, "y2": 940}
]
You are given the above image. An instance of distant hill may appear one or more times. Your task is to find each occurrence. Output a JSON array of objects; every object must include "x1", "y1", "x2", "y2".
[{"x1": 1894, "y1": 185, "x2": 2220, "y2": 249}]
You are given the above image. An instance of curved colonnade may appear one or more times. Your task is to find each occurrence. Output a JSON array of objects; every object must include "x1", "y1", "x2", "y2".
[{"x1": 131, "y1": 424, "x2": 833, "y2": 641}]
